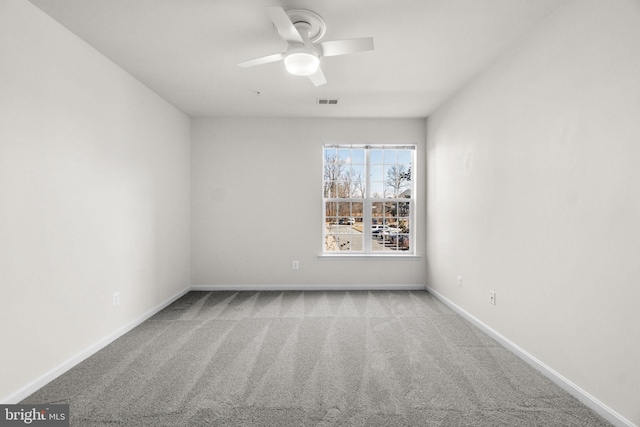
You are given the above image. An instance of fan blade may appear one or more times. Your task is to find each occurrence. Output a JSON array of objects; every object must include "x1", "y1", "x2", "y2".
[
  {"x1": 238, "y1": 53, "x2": 285, "y2": 68},
  {"x1": 318, "y1": 37, "x2": 374, "y2": 57},
  {"x1": 265, "y1": 7, "x2": 304, "y2": 44},
  {"x1": 308, "y1": 67, "x2": 327, "y2": 86}
]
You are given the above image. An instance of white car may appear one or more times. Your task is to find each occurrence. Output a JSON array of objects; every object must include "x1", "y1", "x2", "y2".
[
  {"x1": 372, "y1": 225, "x2": 399, "y2": 238},
  {"x1": 380, "y1": 227, "x2": 400, "y2": 239},
  {"x1": 371, "y1": 224, "x2": 388, "y2": 236}
]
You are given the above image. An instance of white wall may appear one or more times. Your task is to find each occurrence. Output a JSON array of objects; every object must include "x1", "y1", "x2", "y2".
[
  {"x1": 0, "y1": 1, "x2": 191, "y2": 402},
  {"x1": 191, "y1": 118, "x2": 427, "y2": 288},
  {"x1": 426, "y1": 0, "x2": 640, "y2": 425}
]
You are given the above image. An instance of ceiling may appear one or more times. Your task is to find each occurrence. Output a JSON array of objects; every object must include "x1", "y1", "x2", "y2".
[{"x1": 28, "y1": 0, "x2": 563, "y2": 119}]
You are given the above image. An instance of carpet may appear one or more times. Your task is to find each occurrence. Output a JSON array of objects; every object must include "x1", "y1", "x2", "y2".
[{"x1": 22, "y1": 290, "x2": 612, "y2": 426}]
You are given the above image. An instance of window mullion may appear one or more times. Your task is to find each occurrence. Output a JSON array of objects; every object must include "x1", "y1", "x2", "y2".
[{"x1": 363, "y1": 148, "x2": 371, "y2": 253}]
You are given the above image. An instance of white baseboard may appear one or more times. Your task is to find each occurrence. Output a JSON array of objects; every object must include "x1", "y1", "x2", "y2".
[
  {"x1": 190, "y1": 283, "x2": 427, "y2": 291},
  {"x1": 425, "y1": 286, "x2": 635, "y2": 427},
  {"x1": 2, "y1": 286, "x2": 191, "y2": 404}
]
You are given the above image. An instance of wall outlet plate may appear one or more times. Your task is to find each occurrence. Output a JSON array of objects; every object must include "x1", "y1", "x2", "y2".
[
  {"x1": 113, "y1": 292, "x2": 120, "y2": 306},
  {"x1": 490, "y1": 291, "x2": 496, "y2": 305}
]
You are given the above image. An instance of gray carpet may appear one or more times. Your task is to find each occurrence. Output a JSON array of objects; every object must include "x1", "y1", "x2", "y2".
[{"x1": 23, "y1": 291, "x2": 612, "y2": 426}]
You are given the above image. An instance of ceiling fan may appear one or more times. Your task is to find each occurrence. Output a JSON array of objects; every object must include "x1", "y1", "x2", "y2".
[{"x1": 238, "y1": 7, "x2": 374, "y2": 86}]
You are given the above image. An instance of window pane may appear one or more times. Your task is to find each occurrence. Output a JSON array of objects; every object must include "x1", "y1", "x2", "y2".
[
  {"x1": 385, "y1": 165, "x2": 411, "y2": 198},
  {"x1": 384, "y1": 186, "x2": 395, "y2": 199},
  {"x1": 370, "y1": 149, "x2": 383, "y2": 164},
  {"x1": 325, "y1": 201, "x2": 337, "y2": 218},
  {"x1": 371, "y1": 224, "x2": 385, "y2": 251},
  {"x1": 384, "y1": 150, "x2": 397, "y2": 164},
  {"x1": 349, "y1": 165, "x2": 364, "y2": 178},
  {"x1": 385, "y1": 202, "x2": 397, "y2": 217},
  {"x1": 398, "y1": 150, "x2": 412, "y2": 164},
  {"x1": 334, "y1": 232, "x2": 357, "y2": 251},
  {"x1": 350, "y1": 234, "x2": 363, "y2": 251},
  {"x1": 329, "y1": 182, "x2": 348, "y2": 198},
  {"x1": 324, "y1": 151, "x2": 348, "y2": 195},
  {"x1": 338, "y1": 148, "x2": 351, "y2": 163},
  {"x1": 352, "y1": 149, "x2": 365, "y2": 164},
  {"x1": 324, "y1": 147, "x2": 337, "y2": 161},
  {"x1": 387, "y1": 233, "x2": 401, "y2": 251},
  {"x1": 399, "y1": 202, "x2": 410, "y2": 217},
  {"x1": 336, "y1": 218, "x2": 351, "y2": 230},
  {"x1": 324, "y1": 181, "x2": 336, "y2": 198},
  {"x1": 349, "y1": 165, "x2": 365, "y2": 198},
  {"x1": 372, "y1": 202, "x2": 384, "y2": 223},
  {"x1": 370, "y1": 182, "x2": 384, "y2": 198},
  {"x1": 338, "y1": 237, "x2": 351, "y2": 251},
  {"x1": 337, "y1": 202, "x2": 351, "y2": 217},
  {"x1": 352, "y1": 202, "x2": 363, "y2": 219},
  {"x1": 370, "y1": 164, "x2": 384, "y2": 182},
  {"x1": 325, "y1": 233, "x2": 338, "y2": 251},
  {"x1": 398, "y1": 234, "x2": 410, "y2": 251}
]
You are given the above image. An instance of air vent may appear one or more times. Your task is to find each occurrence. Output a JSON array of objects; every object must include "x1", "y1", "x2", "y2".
[{"x1": 317, "y1": 98, "x2": 339, "y2": 105}]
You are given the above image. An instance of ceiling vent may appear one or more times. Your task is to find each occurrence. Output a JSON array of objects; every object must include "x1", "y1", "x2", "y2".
[{"x1": 317, "y1": 98, "x2": 339, "y2": 105}]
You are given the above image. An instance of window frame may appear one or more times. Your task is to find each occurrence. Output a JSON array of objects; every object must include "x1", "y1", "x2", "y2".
[{"x1": 321, "y1": 144, "x2": 416, "y2": 257}]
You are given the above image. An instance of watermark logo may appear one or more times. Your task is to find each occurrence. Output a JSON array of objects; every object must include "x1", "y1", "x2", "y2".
[{"x1": 0, "y1": 405, "x2": 68, "y2": 426}]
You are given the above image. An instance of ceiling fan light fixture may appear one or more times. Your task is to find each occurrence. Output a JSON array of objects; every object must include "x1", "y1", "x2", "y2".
[
  {"x1": 284, "y1": 49, "x2": 319, "y2": 76},
  {"x1": 238, "y1": 7, "x2": 374, "y2": 86}
]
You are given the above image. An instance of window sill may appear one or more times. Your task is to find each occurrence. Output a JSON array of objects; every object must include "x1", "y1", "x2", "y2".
[{"x1": 317, "y1": 254, "x2": 422, "y2": 261}]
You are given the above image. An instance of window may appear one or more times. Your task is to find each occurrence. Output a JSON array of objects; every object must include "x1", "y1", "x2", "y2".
[{"x1": 323, "y1": 144, "x2": 415, "y2": 255}]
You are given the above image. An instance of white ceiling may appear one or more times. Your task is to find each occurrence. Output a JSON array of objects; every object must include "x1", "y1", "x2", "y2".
[{"x1": 28, "y1": 0, "x2": 563, "y2": 119}]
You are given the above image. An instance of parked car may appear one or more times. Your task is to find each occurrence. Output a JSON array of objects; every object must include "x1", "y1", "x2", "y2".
[
  {"x1": 372, "y1": 225, "x2": 399, "y2": 239},
  {"x1": 380, "y1": 227, "x2": 400, "y2": 240},
  {"x1": 371, "y1": 224, "x2": 388, "y2": 236},
  {"x1": 387, "y1": 232, "x2": 410, "y2": 249}
]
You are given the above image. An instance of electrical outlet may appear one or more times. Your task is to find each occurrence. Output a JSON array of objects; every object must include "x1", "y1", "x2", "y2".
[
  {"x1": 113, "y1": 292, "x2": 120, "y2": 306},
  {"x1": 489, "y1": 291, "x2": 496, "y2": 305},
  {"x1": 292, "y1": 260, "x2": 299, "y2": 270},
  {"x1": 457, "y1": 275, "x2": 462, "y2": 288}
]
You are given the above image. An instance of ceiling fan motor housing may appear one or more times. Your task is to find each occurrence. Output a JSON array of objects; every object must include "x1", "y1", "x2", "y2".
[{"x1": 285, "y1": 9, "x2": 326, "y2": 42}]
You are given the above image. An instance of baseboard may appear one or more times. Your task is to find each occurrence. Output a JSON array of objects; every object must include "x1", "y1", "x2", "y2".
[
  {"x1": 2, "y1": 286, "x2": 191, "y2": 404},
  {"x1": 425, "y1": 286, "x2": 635, "y2": 427},
  {"x1": 190, "y1": 283, "x2": 427, "y2": 291}
]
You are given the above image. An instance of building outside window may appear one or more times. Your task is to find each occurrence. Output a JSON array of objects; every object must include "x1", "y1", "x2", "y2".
[{"x1": 323, "y1": 144, "x2": 415, "y2": 255}]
